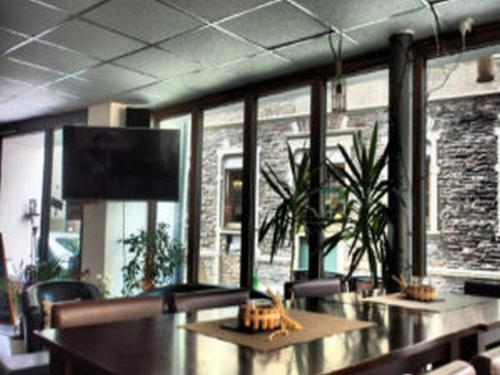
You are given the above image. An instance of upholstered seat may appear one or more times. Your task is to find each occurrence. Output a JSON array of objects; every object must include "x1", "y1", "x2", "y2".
[
  {"x1": 465, "y1": 279, "x2": 500, "y2": 298},
  {"x1": 428, "y1": 361, "x2": 476, "y2": 375},
  {"x1": 472, "y1": 347, "x2": 500, "y2": 375},
  {"x1": 284, "y1": 278, "x2": 341, "y2": 300},
  {"x1": 22, "y1": 280, "x2": 102, "y2": 352},
  {"x1": 171, "y1": 288, "x2": 249, "y2": 313},
  {"x1": 51, "y1": 296, "x2": 163, "y2": 329}
]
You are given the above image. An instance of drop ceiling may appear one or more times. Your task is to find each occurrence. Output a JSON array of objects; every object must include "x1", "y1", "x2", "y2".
[{"x1": 0, "y1": 0, "x2": 499, "y2": 123}]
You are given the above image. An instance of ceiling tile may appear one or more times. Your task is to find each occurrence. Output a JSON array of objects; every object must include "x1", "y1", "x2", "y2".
[
  {"x1": 222, "y1": 52, "x2": 297, "y2": 83},
  {"x1": 163, "y1": 0, "x2": 272, "y2": 22},
  {"x1": 79, "y1": 64, "x2": 157, "y2": 93},
  {"x1": 0, "y1": 58, "x2": 62, "y2": 85},
  {"x1": 295, "y1": 0, "x2": 423, "y2": 31},
  {"x1": 219, "y1": 2, "x2": 328, "y2": 48},
  {"x1": 434, "y1": 0, "x2": 500, "y2": 31},
  {"x1": 113, "y1": 47, "x2": 201, "y2": 80},
  {"x1": 7, "y1": 41, "x2": 100, "y2": 74},
  {"x1": 83, "y1": 0, "x2": 202, "y2": 43},
  {"x1": 0, "y1": 77, "x2": 33, "y2": 98},
  {"x1": 0, "y1": 29, "x2": 27, "y2": 54},
  {"x1": 347, "y1": 8, "x2": 434, "y2": 56},
  {"x1": 118, "y1": 80, "x2": 198, "y2": 106},
  {"x1": 47, "y1": 76, "x2": 118, "y2": 101},
  {"x1": 42, "y1": 19, "x2": 145, "y2": 60},
  {"x1": 39, "y1": 0, "x2": 103, "y2": 14},
  {"x1": 159, "y1": 27, "x2": 263, "y2": 66},
  {"x1": 0, "y1": 0, "x2": 67, "y2": 35},
  {"x1": 181, "y1": 67, "x2": 242, "y2": 93},
  {"x1": 275, "y1": 34, "x2": 356, "y2": 67}
]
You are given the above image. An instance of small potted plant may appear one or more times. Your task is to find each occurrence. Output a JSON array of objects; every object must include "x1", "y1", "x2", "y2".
[{"x1": 121, "y1": 223, "x2": 184, "y2": 296}]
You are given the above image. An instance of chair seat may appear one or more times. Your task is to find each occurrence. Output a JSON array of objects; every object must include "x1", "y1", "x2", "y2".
[
  {"x1": 0, "y1": 351, "x2": 49, "y2": 375},
  {"x1": 428, "y1": 361, "x2": 476, "y2": 375}
]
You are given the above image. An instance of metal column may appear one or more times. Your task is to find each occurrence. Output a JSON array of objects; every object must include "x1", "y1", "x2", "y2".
[{"x1": 388, "y1": 32, "x2": 414, "y2": 288}]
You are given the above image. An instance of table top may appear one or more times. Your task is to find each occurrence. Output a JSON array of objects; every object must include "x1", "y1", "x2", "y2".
[{"x1": 35, "y1": 292, "x2": 500, "y2": 375}]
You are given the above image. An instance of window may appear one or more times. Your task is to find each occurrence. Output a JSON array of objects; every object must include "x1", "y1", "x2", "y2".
[
  {"x1": 221, "y1": 160, "x2": 243, "y2": 230},
  {"x1": 200, "y1": 102, "x2": 244, "y2": 287},
  {"x1": 425, "y1": 44, "x2": 500, "y2": 286},
  {"x1": 157, "y1": 114, "x2": 192, "y2": 283},
  {"x1": 257, "y1": 86, "x2": 311, "y2": 292},
  {"x1": 49, "y1": 129, "x2": 82, "y2": 274}
]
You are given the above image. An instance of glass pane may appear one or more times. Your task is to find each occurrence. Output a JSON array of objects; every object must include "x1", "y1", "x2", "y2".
[
  {"x1": 157, "y1": 114, "x2": 192, "y2": 283},
  {"x1": 326, "y1": 70, "x2": 389, "y2": 279},
  {"x1": 257, "y1": 86, "x2": 311, "y2": 293},
  {"x1": 49, "y1": 129, "x2": 82, "y2": 275},
  {"x1": 0, "y1": 132, "x2": 45, "y2": 275},
  {"x1": 426, "y1": 46, "x2": 500, "y2": 291},
  {"x1": 200, "y1": 102, "x2": 244, "y2": 287}
]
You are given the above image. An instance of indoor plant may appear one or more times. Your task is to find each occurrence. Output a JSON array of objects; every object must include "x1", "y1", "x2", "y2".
[
  {"x1": 121, "y1": 223, "x2": 184, "y2": 295},
  {"x1": 259, "y1": 144, "x2": 313, "y2": 280},
  {"x1": 325, "y1": 123, "x2": 395, "y2": 288}
]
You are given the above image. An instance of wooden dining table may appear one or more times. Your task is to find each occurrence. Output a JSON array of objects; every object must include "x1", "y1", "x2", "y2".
[{"x1": 34, "y1": 292, "x2": 500, "y2": 375}]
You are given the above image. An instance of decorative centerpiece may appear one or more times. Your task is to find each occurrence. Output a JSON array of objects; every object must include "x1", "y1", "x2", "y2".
[
  {"x1": 237, "y1": 290, "x2": 303, "y2": 341},
  {"x1": 393, "y1": 275, "x2": 438, "y2": 302}
]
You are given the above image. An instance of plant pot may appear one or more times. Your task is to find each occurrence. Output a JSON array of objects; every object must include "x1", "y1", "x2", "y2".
[{"x1": 142, "y1": 279, "x2": 154, "y2": 292}]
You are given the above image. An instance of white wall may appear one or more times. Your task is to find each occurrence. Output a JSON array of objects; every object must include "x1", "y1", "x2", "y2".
[{"x1": 0, "y1": 132, "x2": 45, "y2": 274}]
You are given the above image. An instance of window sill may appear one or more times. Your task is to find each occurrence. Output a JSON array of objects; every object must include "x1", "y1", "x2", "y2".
[{"x1": 428, "y1": 267, "x2": 500, "y2": 281}]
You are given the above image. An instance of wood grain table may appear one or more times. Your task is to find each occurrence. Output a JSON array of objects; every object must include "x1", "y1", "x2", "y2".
[{"x1": 34, "y1": 292, "x2": 500, "y2": 375}]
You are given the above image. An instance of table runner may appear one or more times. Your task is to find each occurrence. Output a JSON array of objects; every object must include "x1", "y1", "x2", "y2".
[
  {"x1": 180, "y1": 309, "x2": 374, "y2": 352},
  {"x1": 363, "y1": 293, "x2": 494, "y2": 313}
]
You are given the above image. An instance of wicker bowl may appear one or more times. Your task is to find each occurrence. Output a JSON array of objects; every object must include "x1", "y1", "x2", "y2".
[
  {"x1": 238, "y1": 299, "x2": 281, "y2": 331},
  {"x1": 403, "y1": 284, "x2": 438, "y2": 302}
]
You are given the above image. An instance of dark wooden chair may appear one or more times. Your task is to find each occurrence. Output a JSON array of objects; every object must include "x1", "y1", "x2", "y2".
[
  {"x1": 51, "y1": 296, "x2": 163, "y2": 329},
  {"x1": 472, "y1": 347, "x2": 500, "y2": 375},
  {"x1": 428, "y1": 361, "x2": 476, "y2": 375},
  {"x1": 171, "y1": 288, "x2": 249, "y2": 313},
  {"x1": 284, "y1": 278, "x2": 341, "y2": 300}
]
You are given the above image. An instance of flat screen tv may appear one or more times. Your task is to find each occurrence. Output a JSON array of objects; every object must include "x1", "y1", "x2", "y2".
[{"x1": 63, "y1": 126, "x2": 179, "y2": 201}]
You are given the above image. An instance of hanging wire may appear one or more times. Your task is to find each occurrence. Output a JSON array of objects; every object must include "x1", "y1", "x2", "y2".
[{"x1": 427, "y1": 1, "x2": 442, "y2": 56}]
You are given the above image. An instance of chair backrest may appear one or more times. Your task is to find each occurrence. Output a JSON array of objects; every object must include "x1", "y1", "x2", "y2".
[
  {"x1": 428, "y1": 361, "x2": 476, "y2": 375},
  {"x1": 171, "y1": 288, "x2": 249, "y2": 313},
  {"x1": 51, "y1": 296, "x2": 163, "y2": 329},
  {"x1": 25, "y1": 280, "x2": 102, "y2": 307},
  {"x1": 145, "y1": 283, "x2": 222, "y2": 313},
  {"x1": 22, "y1": 280, "x2": 102, "y2": 352},
  {"x1": 472, "y1": 347, "x2": 500, "y2": 375},
  {"x1": 284, "y1": 279, "x2": 341, "y2": 300}
]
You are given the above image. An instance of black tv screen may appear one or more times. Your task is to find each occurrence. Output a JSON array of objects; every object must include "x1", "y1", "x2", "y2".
[{"x1": 63, "y1": 126, "x2": 179, "y2": 201}]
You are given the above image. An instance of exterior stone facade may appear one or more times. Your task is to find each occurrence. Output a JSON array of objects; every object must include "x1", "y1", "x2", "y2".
[{"x1": 199, "y1": 92, "x2": 500, "y2": 292}]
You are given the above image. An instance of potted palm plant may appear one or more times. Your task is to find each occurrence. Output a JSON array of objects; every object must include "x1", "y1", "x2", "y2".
[
  {"x1": 325, "y1": 122, "x2": 395, "y2": 288},
  {"x1": 121, "y1": 223, "x2": 184, "y2": 295},
  {"x1": 259, "y1": 144, "x2": 311, "y2": 280}
]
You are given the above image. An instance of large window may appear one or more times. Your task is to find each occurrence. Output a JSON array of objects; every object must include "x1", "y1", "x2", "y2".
[
  {"x1": 48, "y1": 129, "x2": 82, "y2": 275},
  {"x1": 0, "y1": 132, "x2": 45, "y2": 274},
  {"x1": 157, "y1": 115, "x2": 192, "y2": 283},
  {"x1": 425, "y1": 45, "x2": 500, "y2": 289},
  {"x1": 257, "y1": 86, "x2": 311, "y2": 292},
  {"x1": 325, "y1": 69, "x2": 389, "y2": 278},
  {"x1": 199, "y1": 102, "x2": 244, "y2": 287}
]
